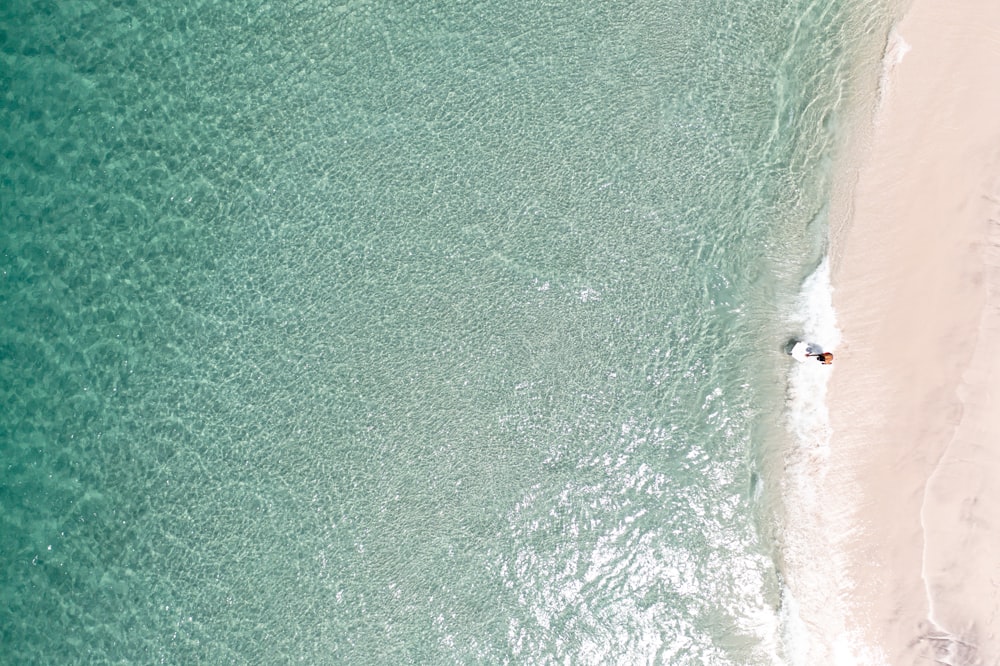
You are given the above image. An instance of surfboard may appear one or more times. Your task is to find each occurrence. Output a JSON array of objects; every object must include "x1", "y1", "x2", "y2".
[{"x1": 789, "y1": 340, "x2": 822, "y2": 362}]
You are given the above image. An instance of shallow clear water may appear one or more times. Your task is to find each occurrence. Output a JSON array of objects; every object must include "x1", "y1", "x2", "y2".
[{"x1": 2, "y1": 0, "x2": 875, "y2": 662}]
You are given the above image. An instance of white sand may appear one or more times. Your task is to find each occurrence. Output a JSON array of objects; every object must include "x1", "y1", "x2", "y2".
[{"x1": 826, "y1": 0, "x2": 1000, "y2": 662}]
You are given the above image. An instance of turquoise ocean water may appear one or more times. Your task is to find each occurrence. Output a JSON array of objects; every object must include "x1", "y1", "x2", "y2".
[{"x1": 2, "y1": 1, "x2": 886, "y2": 663}]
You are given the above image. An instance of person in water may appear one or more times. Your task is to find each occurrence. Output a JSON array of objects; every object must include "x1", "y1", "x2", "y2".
[{"x1": 806, "y1": 352, "x2": 834, "y2": 365}]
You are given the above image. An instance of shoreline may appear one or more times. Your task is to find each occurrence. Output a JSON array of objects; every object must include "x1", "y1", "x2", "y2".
[{"x1": 824, "y1": 0, "x2": 1000, "y2": 662}]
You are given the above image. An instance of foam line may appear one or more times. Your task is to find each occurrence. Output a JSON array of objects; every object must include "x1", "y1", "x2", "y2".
[{"x1": 778, "y1": 259, "x2": 885, "y2": 665}]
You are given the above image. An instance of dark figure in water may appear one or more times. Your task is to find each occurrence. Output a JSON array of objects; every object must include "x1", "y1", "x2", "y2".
[{"x1": 806, "y1": 352, "x2": 834, "y2": 365}]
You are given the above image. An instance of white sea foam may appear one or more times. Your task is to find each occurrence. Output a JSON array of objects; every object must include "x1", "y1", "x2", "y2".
[
  {"x1": 778, "y1": 259, "x2": 886, "y2": 666},
  {"x1": 876, "y1": 27, "x2": 911, "y2": 113},
  {"x1": 786, "y1": 259, "x2": 841, "y2": 456}
]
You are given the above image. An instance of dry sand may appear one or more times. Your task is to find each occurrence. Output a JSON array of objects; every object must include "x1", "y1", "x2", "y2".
[{"x1": 827, "y1": 0, "x2": 1000, "y2": 663}]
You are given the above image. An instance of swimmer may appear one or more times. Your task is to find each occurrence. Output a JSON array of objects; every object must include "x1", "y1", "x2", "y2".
[{"x1": 805, "y1": 352, "x2": 833, "y2": 365}]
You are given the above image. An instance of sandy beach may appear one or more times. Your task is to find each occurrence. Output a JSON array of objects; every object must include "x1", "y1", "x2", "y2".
[{"x1": 826, "y1": 0, "x2": 1000, "y2": 662}]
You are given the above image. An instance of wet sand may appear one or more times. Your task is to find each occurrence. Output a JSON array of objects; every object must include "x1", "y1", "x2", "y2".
[{"x1": 827, "y1": 0, "x2": 1000, "y2": 662}]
